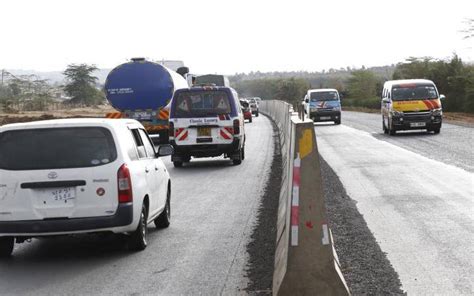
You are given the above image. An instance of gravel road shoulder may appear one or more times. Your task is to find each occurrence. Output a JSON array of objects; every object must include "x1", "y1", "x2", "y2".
[{"x1": 321, "y1": 156, "x2": 406, "y2": 295}]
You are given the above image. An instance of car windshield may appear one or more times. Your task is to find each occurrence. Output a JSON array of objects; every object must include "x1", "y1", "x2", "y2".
[
  {"x1": 173, "y1": 91, "x2": 232, "y2": 118},
  {"x1": 310, "y1": 91, "x2": 339, "y2": 101},
  {"x1": 392, "y1": 84, "x2": 438, "y2": 100},
  {"x1": 0, "y1": 127, "x2": 117, "y2": 170}
]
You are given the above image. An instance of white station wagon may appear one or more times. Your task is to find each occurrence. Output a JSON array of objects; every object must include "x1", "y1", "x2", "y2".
[{"x1": 0, "y1": 118, "x2": 173, "y2": 256}]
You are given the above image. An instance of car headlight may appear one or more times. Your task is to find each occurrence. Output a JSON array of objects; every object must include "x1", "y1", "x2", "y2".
[
  {"x1": 390, "y1": 110, "x2": 403, "y2": 117},
  {"x1": 431, "y1": 108, "x2": 442, "y2": 116}
]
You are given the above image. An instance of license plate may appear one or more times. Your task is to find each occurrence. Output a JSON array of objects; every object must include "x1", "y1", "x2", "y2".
[
  {"x1": 198, "y1": 127, "x2": 211, "y2": 137},
  {"x1": 410, "y1": 122, "x2": 426, "y2": 127},
  {"x1": 38, "y1": 187, "x2": 76, "y2": 205},
  {"x1": 320, "y1": 116, "x2": 331, "y2": 120},
  {"x1": 131, "y1": 111, "x2": 152, "y2": 120}
]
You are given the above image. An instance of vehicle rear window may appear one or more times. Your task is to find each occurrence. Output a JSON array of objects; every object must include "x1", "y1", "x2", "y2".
[
  {"x1": 0, "y1": 127, "x2": 117, "y2": 170},
  {"x1": 173, "y1": 91, "x2": 232, "y2": 118},
  {"x1": 392, "y1": 84, "x2": 438, "y2": 101},
  {"x1": 310, "y1": 91, "x2": 339, "y2": 101}
]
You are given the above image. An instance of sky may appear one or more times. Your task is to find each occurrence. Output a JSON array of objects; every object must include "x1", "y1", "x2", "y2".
[{"x1": 1, "y1": 0, "x2": 473, "y2": 74}]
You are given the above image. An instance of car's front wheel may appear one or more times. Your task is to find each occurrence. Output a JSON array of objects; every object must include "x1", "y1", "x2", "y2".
[
  {"x1": 155, "y1": 187, "x2": 171, "y2": 228},
  {"x1": 0, "y1": 237, "x2": 14, "y2": 257},
  {"x1": 256, "y1": 111, "x2": 259, "y2": 117},
  {"x1": 388, "y1": 118, "x2": 396, "y2": 135},
  {"x1": 128, "y1": 203, "x2": 148, "y2": 251}
]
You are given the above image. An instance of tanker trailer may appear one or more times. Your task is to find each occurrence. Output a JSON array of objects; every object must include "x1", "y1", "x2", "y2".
[{"x1": 104, "y1": 58, "x2": 188, "y2": 143}]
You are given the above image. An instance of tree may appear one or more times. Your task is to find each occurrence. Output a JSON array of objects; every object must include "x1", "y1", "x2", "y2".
[
  {"x1": 63, "y1": 64, "x2": 104, "y2": 106},
  {"x1": 347, "y1": 70, "x2": 378, "y2": 99}
]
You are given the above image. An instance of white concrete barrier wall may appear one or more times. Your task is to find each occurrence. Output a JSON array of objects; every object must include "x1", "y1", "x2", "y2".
[{"x1": 260, "y1": 100, "x2": 350, "y2": 296}]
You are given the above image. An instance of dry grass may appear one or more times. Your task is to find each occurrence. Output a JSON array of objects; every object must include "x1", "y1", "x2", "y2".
[{"x1": 0, "y1": 105, "x2": 117, "y2": 125}]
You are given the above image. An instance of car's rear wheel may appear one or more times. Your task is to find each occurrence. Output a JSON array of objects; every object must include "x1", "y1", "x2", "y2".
[
  {"x1": 0, "y1": 237, "x2": 14, "y2": 257},
  {"x1": 129, "y1": 203, "x2": 148, "y2": 251},
  {"x1": 233, "y1": 147, "x2": 243, "y2": 165},
  {"x1": 249, "y1": 117, "x2": 252, "y2": 123},
  {"x1": 256, "y1": 111, "x2": 259, "y2": 117},
  {"x1": 155, "y1": 187, "x2": 171, "y2": 228},
  {"x1": 173, "y1": 161, "x2": 183, "y2": 168}
]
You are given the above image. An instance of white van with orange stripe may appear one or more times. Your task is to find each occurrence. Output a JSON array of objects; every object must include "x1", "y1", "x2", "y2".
[
  {"x1": 382, "y1": 79, "x2": 445, "y2": 135},
  {"x1": 168, "y1": 86, "x2": 245, "y2": 167}
]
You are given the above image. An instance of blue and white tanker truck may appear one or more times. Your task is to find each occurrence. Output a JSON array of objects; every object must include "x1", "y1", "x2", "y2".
[{"x1": 104, "y1": 58, "x2": 189, "y2": 143}]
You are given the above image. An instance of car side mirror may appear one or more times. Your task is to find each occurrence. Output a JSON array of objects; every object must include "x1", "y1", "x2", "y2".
[
  {"x1": 439, "y1": 94, "x2": 446, "y2": 100},
  {"x1": 156, "y1": 144, "x2": 174, "y2": 157}
]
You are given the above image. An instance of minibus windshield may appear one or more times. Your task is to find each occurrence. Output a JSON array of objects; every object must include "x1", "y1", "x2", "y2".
[
  {"x1": 392, "y1": 84, "x2": 438, "y2": 101},
  {"x1": 310, "y1": 91, "x2": 339, "y2": 101},
  {"x1": 173, "y1": 91, "x2": 232, "y2": 118}
]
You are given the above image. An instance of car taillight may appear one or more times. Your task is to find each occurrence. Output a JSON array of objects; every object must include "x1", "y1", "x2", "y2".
[
  {"x1": 233, "y1": 119, "x2": 240, "y2": 135},
  {"x1": 169, "y1": 121, "x2": 175, "y2": 140},
  {"x1": 117, "y1": 164, "x2": 133, "y2": 203}
]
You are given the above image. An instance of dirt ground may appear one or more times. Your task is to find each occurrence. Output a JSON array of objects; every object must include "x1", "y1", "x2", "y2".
[{"x1": 0, "y1": 105, "x2": 117, "y2": 125}]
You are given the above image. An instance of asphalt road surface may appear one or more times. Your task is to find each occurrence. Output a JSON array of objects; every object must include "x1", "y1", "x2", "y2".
[
  {"x1": 0, "y1": 116, "x2": 274, "y2": 295},
  {"x1": 342, "y1": 111, "x2": 474, "y2": 172},
  {"x1": 315, "y1": 111, "x2": 474, "y2": 295}
]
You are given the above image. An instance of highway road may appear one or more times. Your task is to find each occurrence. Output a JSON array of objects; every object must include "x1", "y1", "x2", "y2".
[
  {"x1": 315, "y1": 111, "x2": 474, "y2": 295},
  {"x1": 0, "y1": 116, "x2": 274, "y2": 295}
]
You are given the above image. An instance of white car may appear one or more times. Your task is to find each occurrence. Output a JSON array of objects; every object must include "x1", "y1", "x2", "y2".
[{"x1": 0, "y1": 118, "x2": 173, "y2": 256}]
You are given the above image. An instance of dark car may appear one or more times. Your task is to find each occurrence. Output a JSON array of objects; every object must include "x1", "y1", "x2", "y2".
[{"x1": 240, "y1": 99, "x2": 252, "y2": 123}]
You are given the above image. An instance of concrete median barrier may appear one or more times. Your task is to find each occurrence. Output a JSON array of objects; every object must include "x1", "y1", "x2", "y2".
[{"x1": 260, "y1": 100, "x2": 350, "y2": 296}]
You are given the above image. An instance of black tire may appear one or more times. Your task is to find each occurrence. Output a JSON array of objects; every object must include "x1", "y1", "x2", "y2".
[
  {"x1": 433, "y1": 128, "x2": 440, "y2": 134},
  {"x1": 128, "y1": 203, "x2": 148, "y2": 251},
  {"x1": 256, "y1": 112, "x2": 259, "y2": 117},
  {"x1": 242, "y1": 145, "x2": 245, "y2": 160},
  {"x1": 388, "y1": 119, "x2": 396, "y2": 135},
  {"x1": 335, "y1": 119, "x2": 341, "y2": 125},
  {"x1": 233, "y1": 148, "x2": 243, "y2": 165},
  {"x1": 249, "y1": 117, "x2": 252, "y2": 123},
  {"x1": 0, "y1": 237, "x2": 14, "y2": 257},
  {"x1": 173, "y1": 161, "x2": 183, "y2": 168},
  {"x1": 155, "y1": 187, "x2": 171, "y2": 228}
]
